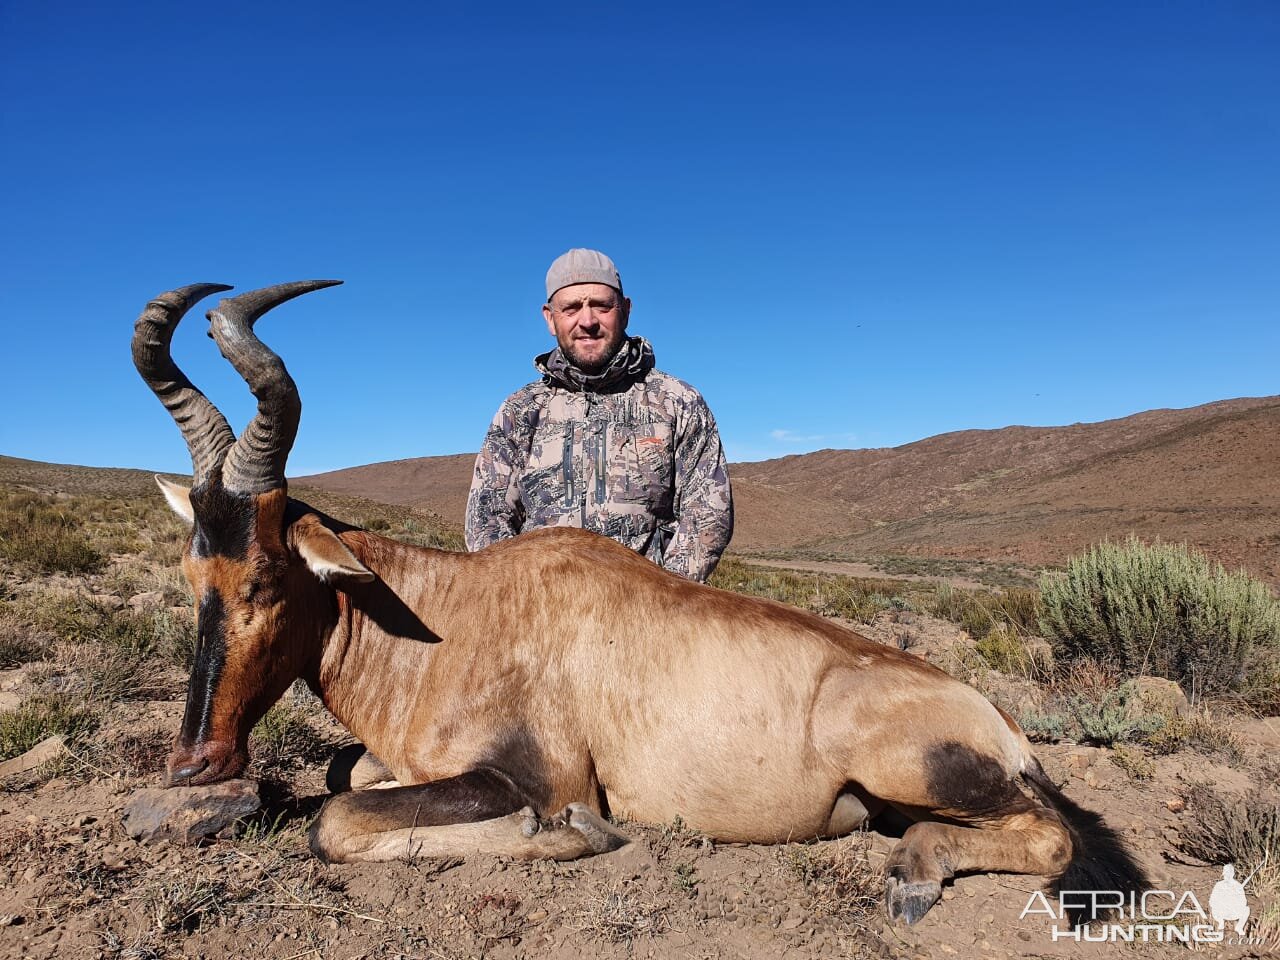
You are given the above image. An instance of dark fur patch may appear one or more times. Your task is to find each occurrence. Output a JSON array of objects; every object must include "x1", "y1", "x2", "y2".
[
  {"x1": 482, "y1": 729, "x2": 554, "y2": 812},
  {"x1": 924, "y1": 741, "x2": 1023, "y2": 816},
  {"x1": 189, "y1": 482, "x2": 256, "y2": 559},
  {"x1": 180, "y1": 589, "x2": 227, "y2": 744}
]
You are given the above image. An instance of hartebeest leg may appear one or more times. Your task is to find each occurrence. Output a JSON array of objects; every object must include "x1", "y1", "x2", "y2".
[
  {"x1": 309, "y1": 768, "x2": 629, "y2": 864},
  {"x1": 883, "y1": 807, "x2": 1071, "y2": 924},
  {"x1": 860, "y1": 743, "x2": 1072, "y2": 924}
]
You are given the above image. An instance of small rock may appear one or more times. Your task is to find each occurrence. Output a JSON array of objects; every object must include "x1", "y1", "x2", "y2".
[
  {"x1": 122, "y1": 779, "x2": 261, "y2": 844},
  {"x1": 1016, "y1": 930, "x2": 1032, "y2": 942},
  {"x1": 0, "y1": 692, "x2": 23, "y2": 712},
  {"x1": 1165, "y1": 798, "x2": 1185, "y2": 813},
  {"x1": 0, "y1": 735, "x2": 66, "y2": 779},
  {"x1": 525, "y1": 909, "x2": 548, "y2": 923},
  {"x1": 128, "y1": 591, "x2": 165, "y2": 609},
  {"x1": 1131, "y1": 676, "x2": 1190, "y2": 718},
  {"x1": 91, "y1": 594, "x2": 125, "y2": 611}
]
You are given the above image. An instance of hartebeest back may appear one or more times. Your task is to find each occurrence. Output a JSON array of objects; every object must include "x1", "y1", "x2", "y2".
[{"x1": 133, "y1": 281, "x2": 1146, "y2": 925}]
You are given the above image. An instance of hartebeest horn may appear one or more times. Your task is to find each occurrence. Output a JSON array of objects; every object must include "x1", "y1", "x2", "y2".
[
  {"x1": 208, "y1": 280, "x2": 342, "y2": 493},
  {"x1": 132, "y1": 283, "x2": 237, "y2": 487}
]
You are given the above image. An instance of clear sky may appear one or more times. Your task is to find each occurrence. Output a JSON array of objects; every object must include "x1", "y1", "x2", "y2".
[{"x1": 2, "y1": 1, "x2": 1276, "y2": 476}]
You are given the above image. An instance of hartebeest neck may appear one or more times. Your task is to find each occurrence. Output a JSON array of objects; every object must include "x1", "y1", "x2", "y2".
[{"x1": 310, "y1": 530, "x2": 466, "y2": 774}]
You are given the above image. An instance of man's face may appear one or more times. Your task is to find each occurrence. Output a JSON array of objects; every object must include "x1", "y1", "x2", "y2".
[{"x1": 542, "y1": 283, "x2": 631, "y2": 373}]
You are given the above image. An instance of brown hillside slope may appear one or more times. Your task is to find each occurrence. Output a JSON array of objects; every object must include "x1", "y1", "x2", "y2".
[
  {"x1": 820, "y1": 398, "x2": 1280, "y2": 582},
  {"x1": 730, "y1": 395, "x2": 1279, "y2": 546},
  {"x1": 295, "y1": 452, "x2": 475, "y2": 527}
]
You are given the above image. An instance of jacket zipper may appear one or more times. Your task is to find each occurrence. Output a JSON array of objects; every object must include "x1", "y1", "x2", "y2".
[{"x1": 562, "y1": 422, "x2": 575, "y2": 507}]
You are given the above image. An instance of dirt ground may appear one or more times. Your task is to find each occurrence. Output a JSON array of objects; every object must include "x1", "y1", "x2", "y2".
[{"x1": 2, "y1": 615, "x2": 1278, "y2": 959}]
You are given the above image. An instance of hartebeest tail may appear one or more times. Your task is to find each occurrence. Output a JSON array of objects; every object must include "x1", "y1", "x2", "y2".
[{"x1": 133, "y1": 280, "x2": 1150, "y2": 928}]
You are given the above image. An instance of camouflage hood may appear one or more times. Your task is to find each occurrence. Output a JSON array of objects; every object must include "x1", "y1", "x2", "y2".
[{"x1": 535, "y1": 336, "x2": 655, "y2": 393}]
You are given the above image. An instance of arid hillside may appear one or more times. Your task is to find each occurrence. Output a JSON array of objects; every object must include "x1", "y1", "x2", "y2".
[{"x1": 297, "y1": 395, "x2": 1280, "y2": 582}]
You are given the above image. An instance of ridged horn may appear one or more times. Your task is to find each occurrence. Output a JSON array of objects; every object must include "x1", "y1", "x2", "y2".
[
  {"x1": 132, "y1": 284, "x2": 236, "y2": 486},
  {"x1": 208, "y1": 280, "x2": 343, "y2": 493}
]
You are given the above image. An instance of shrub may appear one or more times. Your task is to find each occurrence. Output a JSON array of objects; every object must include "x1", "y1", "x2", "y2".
[
  {"x1": 1039, "y1": 537, "x2": 1280, "y2": 705},
  {"x1": 1177, "y1": 784, "x2": 1280, "y2": 943},
  {"x1": 1068, "y1": 681, "x2": 1166, "y2": 746}
]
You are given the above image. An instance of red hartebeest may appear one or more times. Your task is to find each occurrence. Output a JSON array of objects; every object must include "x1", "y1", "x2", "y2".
[{"x1": 133, "y1": 281, "x2": 1145, "y2": 925}]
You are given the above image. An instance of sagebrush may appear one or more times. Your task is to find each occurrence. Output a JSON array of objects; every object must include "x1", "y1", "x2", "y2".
[{"x1": 1039, "y1": 537, "x2": 1280, "y2": 706}]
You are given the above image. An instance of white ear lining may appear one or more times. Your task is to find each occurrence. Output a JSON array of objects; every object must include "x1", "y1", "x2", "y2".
[
  {"x1": 155, "y1": 475, "x2": 194, "y2": 525},
  {"x1": 296, "y1": 530, "x2": 376, "y2": 584}
]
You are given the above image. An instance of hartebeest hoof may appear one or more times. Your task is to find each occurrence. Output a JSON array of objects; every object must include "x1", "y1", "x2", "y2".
[
  {"x1": 518, "y1": 803, "x2": 630, "y2": 853},
  {"x1": 885, "y1": 875, "x2": 943, "y2": 925}
]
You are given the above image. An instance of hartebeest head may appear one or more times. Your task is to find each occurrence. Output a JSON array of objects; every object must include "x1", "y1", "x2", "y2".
[{"x1": 133, "y1": 282, "x2": 374, "y2": 785}]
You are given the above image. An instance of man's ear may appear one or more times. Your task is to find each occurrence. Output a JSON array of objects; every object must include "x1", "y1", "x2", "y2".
[
  {"x1": 155, "y1": 475, "x2": 194, "y2": 525},
  {"x1": 291, "y1": 519, "x2": 376, "y2": 584},
  {"x1": 542, "y1": 302, "x2": 556, "y2": 337}
]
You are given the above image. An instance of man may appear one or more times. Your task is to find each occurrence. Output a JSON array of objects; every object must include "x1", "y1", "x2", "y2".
[{"x1": 465, "y1": 248, "x2": 733, "y2": 582}]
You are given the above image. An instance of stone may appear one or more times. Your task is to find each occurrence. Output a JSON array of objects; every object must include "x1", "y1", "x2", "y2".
[
  {"x1": 90, "y1": 594, "x2": 125, "y2": 611},
  {"x1": 127, "y1": 591, "x2": 165, "y2": 610},
  {"x1": 122, "y1": 779, "x2": 261, "y2": 844},
  {"x1": 0, "y1": 692, "x2": 22, "y2": 712},
  {"x1": 0, "y1": 735, "x2": 66, "y2": 779},
  {"x1": 1131, "y1": 676, "x2": 1190, "y2": 718}
]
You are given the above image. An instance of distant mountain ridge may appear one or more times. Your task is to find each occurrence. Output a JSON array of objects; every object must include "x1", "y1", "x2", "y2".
[{"x1": 294, "y1": 396, "x2": 1280, "y2": 582}]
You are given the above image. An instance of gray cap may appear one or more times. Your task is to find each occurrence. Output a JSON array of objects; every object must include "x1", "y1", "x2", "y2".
[{"x1": 545, "y1": 248, "x2": 623, "y2": 299}]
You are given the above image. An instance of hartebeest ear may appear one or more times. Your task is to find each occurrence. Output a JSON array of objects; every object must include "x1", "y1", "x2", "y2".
[
  {"x1": 155, "y1": 475, "x2": 195, "y2": 525},
  {"x1": 292, "y1": 521, "x2": 376, "y2": 584}
]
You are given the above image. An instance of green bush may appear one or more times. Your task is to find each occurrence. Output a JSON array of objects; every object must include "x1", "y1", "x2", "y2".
[{"x1": 1039, "y1": 538, "x2": 1280, "y2": 705}]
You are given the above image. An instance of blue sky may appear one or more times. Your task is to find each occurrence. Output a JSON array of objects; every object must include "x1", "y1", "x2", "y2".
[{"x1": 2, "y1": 2, "x2": 1276, "y2": 475}]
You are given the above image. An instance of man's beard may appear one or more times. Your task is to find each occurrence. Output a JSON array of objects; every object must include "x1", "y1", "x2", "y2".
[{"x1": 563, "y1": 335, "x2": 625, "y2": 374}]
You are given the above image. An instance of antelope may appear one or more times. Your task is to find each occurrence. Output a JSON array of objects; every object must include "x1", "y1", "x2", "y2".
[{"x1": 133, "y1": 280, "x2": 1146, "y2": 925}]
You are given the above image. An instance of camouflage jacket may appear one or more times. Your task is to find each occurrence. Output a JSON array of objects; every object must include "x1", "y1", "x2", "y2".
[{"x1": 465, "y1": 337, "x2": 733, "y2": 582}]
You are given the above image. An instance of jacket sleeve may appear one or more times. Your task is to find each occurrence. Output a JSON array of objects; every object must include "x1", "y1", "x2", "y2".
[
  {"x1": 663, "y1": 395, "x2": 734, "y2": 582},
  {"x1": 464, "y1": 398, "x2": 528, "y2": 551}
]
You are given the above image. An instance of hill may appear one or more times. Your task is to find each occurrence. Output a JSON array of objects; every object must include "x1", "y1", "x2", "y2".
[{"x1": 295, "y1": 396, "x2": 1280, "y2": 582}]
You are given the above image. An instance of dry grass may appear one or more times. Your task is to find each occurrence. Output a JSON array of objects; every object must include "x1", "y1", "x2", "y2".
[
  {"x1": 0, "y1": 489, "x2": 105, "y2": 574},
  {"x1": 575, "y1": 882, "x2": 671, "y2": 943},
  {"x1": 0, "y1": 692, "x2": 97, "y2": 761},
  {"x1": 1177, "y1": 783, "x2": 1280, "y2": 945},
  {"x1": 710, "y1": 557, "x2": 913, "y2": 623},
  {"x1": 783, "y1": 832, "x2": 883, "y2": 927},
  {"x1": 249, "y1": 700, "x2": 335, "y2": 778}
]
